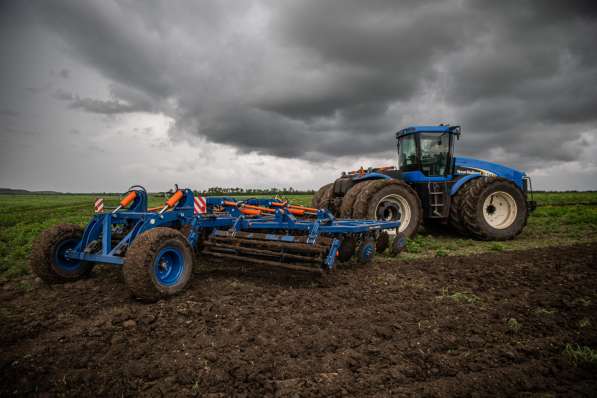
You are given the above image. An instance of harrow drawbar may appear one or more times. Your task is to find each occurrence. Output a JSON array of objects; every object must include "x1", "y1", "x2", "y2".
[{"x1": 29, "y1": 185, "x2": 406, "y2": 301}]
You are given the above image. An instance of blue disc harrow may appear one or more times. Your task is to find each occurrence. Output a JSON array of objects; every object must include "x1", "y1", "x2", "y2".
[{"x1": 30, "y1": 185, "x2": 403, "y2": 300}]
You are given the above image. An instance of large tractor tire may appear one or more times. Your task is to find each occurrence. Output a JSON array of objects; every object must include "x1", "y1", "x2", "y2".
[
  {"x1": 352, "y1": 180, "x2": 423, "y2": 238},
  {"x1": 448, "y1": 180, "x2": 475, "y2": 235},
  {"x1": 339, "y1": 180, "x2": 375, "y2": 218},
  {"x1": 460, "y1": 177, "x2": 528, "y2": 240},
  {"x1": 29, "y1": 224, "x2": 94, "y2": 283},
  {"x1": 311, "y1": 183, "x2": 334, "y2": 210},
  {"x1": 123, "y1": 227, "x2": 194, "y2": 302}
]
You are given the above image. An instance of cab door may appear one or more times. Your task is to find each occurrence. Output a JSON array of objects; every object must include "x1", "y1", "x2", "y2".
[{"x1": 414, "y1": 132, "x2": 454, "y2": 218}]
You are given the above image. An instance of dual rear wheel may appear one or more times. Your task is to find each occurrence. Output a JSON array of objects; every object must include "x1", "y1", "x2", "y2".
[
  {"x1": 313, "y1": 179, "x2": 423, "y2": 238},
  {"x1": 314, "y1": 176, "x2": 527, "y2": 241},
  {"x1": 449, "y1": 177, "x2": 528, "y2": 240}
]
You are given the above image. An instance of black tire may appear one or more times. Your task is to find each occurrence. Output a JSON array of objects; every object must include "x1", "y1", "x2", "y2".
[
  {"x1": 311, "y1": 183, "x2": 333, "y2": 209},
  {"x1": 448, "y1": 180, "x2": 474, "y2": 235},
  {"x1": 123, "y1": 227, "x2": 194, "y2": 302},
  {"x1": 29, "y1": 224, "x2": 93, "y2": 283},
  {"x1": 337, "y1": 237, "x2": 356, "y2": 262},
  {"x1": 376, "y1": 231, "x2": 390, "y2": 253},
  {"x1": 339, "y1": 181, "x2": 374, "y2": 218},
  {"x1": 356, "y1": 238, "x2": 376, "y2": 264},
  {"x1": 389, "y1": 233, "x2": 407, "y2": 257},
  {"x1": 352, "y1": 180, "x2": 423, "y2": 238},
  {"x1": 461, "y1": 177, "x2": 528, "y2": 241}
]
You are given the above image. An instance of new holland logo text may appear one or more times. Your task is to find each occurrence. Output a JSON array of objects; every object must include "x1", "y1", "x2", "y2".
[{"x1": 456, "y1": 167, "x2": 497, "y2": 177}]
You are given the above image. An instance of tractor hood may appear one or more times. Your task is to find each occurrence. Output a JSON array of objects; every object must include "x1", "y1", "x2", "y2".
[{"x1": 455, "y1": 157, "x2": 526, "y2": 186}]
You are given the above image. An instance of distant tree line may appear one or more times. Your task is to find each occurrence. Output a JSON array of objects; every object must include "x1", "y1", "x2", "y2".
[{"x1": 199, "y1": 187, "x2": 315, "y2": 196}]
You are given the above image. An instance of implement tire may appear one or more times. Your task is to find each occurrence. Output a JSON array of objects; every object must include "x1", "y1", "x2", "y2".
[
  {"x1": 461, "y1": 177, "x2": 528, "y2": 240},
  {"x1": 29, "y1": 224, "x2": 93, "y2": 283},
  {"x1": 311, "y1": 183, "x2": 334, "y2": 210},
  {"x1": 337, "y1": 237, "x2": 356, "y2": 262},
  {"x1": 352, "y1": 180, "x2": 422, "y2": 238},
  {"x1": 123, "y1": 227, "x2": 193, "y2": 302}
]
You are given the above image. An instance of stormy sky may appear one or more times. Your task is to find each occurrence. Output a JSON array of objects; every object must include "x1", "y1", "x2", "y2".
[{"x1": 1, "y1": 0, "x2": 596, "y2": 192}]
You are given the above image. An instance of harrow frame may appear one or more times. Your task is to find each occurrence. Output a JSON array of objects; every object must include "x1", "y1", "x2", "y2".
[
  {"x1": 66, "y1": 188, "x2": 400, "y2": 271},
  {"x1": 29, "y1": 185, "x2": 405, "y2": 300}
]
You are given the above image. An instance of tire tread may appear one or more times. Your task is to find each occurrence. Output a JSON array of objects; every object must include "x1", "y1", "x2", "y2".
[
  {"x1": 311, "y1": 183, "x2": 333, "y2": 209},
  {"x1": 29, "y1": 224, "x2": 93, "y2": 283},
  {"x1": 461, "y1": 177, "x2": 528, "y2": 240},
  {"x1": 352, "y1": 179, "x2": 423, "y2": 238},
  {"x1": 123, "y1": 227, "x2": 193, "y2": 302}
]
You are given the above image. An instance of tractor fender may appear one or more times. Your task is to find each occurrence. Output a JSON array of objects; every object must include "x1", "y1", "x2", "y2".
[
  {"x1": 352, "y1": 172, "x2": 392, "y2": 182},
  {"x1": 450, "y1": 174, "x2": 482, "y2": 196}
]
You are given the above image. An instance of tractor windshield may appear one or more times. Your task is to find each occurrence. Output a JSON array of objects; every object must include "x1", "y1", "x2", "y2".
[
  {"x1": 419, "y1": 133, "x2": 449, "y2": 176},
  {"x1": 398, "y1": 134, "x2": 418, "y2": 171}
]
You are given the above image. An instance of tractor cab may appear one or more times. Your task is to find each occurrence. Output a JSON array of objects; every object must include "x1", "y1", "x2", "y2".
[
  {"x1": 395, "y1": 125, "x2": 460, "y2": 178},
  {"x1": 395, "y1": 125, "x2": 461, "y2": 218}
]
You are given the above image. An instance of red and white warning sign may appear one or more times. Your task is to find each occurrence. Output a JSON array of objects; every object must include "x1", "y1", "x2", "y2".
[
  {"x1": 94, "y1": 198, "x2": 104, "y2": 213},
  {"x1": 194, "y1": 195, "x2": 207, "y2": 214}
]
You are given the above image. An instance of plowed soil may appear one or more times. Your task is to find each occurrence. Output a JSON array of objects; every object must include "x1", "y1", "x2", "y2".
[{"x1": 1, "y1": 244, "x2": 596, "y2": 397}]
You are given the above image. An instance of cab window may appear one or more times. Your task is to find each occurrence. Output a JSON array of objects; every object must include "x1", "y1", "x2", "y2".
[
  {"x1": 419, "y1": 133, "x2": 449, "y2": 176},
  {"x1": 398, "y1": 134, "x2": 418, "y2": 171}
]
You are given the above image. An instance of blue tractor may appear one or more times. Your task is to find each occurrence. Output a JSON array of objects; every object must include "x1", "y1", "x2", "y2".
[{"x1": 312, "y1": 125, "x2": 536, "y2": 241}]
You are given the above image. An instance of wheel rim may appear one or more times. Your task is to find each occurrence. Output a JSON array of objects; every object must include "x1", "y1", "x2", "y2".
[
  {"x1": 375, "y1": 194, "x2": 411, "y2": 233},
  {"x1": 53, "y1": 238, "x2": 82, "y2": 272},
  {"x1": 482, "y1": 191, "x2": 518, "y2": 229},
  {"x1": 153, "y1": 247, "x2": 185, "y2": 287},
  {"x1": 360, "y1": 241, "x2": 375, "y2": 262}
]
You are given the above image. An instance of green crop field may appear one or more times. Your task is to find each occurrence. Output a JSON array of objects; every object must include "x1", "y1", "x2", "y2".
[{"x1": 0, "y1": 192, "x2": 596, "y2": 281}]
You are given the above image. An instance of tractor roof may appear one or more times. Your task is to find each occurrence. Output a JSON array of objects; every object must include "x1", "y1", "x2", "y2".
[{"x1": 396, "y1": 125, "x2": 461, "y2": 138}]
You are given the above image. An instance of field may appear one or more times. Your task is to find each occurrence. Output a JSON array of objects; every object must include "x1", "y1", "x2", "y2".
[
  {"x1": 0, "y1": 192, "x2": 596, "y2": 396},
  {"x1": 1, "y1": 192, "x2": 596, "y2": 280}
]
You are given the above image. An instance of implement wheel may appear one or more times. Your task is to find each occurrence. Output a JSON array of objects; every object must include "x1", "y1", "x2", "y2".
[
  {"x1": 389, "y1": 233, "x2": 407, "y2": 257},
  {"x1": 461, "y1": 177, "x2": 528, "y2": 240},
  {"x1": 123, "y1": 227, "x2": 193, "y2": 302},
  {"x1": 29, "y1": 224, "x2": 93, "y2": 283},
  {"x1": 376, "y1": 231, "x2": 390, "y2": 253},
  {"x1": 337, "y1": 236, "x2": 356, "y2": 262},
  {"x1": 356, "y1": 238, "x2": 376, "y2": 264}
]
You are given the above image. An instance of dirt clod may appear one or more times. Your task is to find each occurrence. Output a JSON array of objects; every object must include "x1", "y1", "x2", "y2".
[{"x1": 123, "y1": 319, "x2": 137, "y2": 329}]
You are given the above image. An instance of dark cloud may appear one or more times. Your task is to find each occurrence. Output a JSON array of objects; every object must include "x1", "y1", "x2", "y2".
[
  {"x1": 8, "y1": 1, "x2": 597, "y2": 171},
  {"x1": 3, "y1": 127, "x2": 38, "y2": 137},
  {"x1": 51, "y1": 89, "x2": 73, "y2": 101},
  {"x1": 0, "y1": 109, "x2": 19, "y2": 117},
  {"x1": 25, "y1": 82, "x2": 52, "y2": 95}
]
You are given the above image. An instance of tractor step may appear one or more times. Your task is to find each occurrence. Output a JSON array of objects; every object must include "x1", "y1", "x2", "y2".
[{"x1": 427, "y1": 182, "x2": 449, "y2": 218}]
